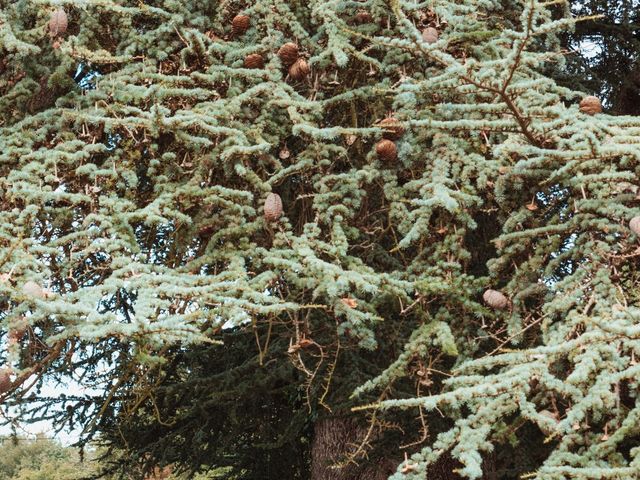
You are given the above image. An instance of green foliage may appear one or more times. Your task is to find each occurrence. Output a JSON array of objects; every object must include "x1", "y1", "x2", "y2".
[
  {"x1": 96, "y1": 328, "x2": 312, "y2": 480},
  {"x1": 0, "y1": 0, "x2": 639, "y2": 479},
  {"x1": 0, "y1": 436, "x2": 96, "y2": 480},
  {"x1": 563, "y1": 0, "x2": 640, "y2": 114}
]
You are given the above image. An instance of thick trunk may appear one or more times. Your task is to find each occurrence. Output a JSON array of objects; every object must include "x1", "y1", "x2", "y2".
[
  {"x1": 613, "y1": 67, "x2": 640, "y2": 116},
  {"x1": 310, "y1": 416, "x2": 396, "y2": 480},
  {"x1": 310, "y1": 416, "x2": 497, "y2": 480}
]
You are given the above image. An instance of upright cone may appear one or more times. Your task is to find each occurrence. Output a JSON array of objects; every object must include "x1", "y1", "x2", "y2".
[
  {"x1": 483, "y1": 289, "x2": 509, "y2": 310},
  {"x1": 421, "y1": 27, "x2": 439, "y2": 44},
  {"x1": 264, "y1": 193, "x2": 283, "y2": 222},
  {"x1": 278, "y1": 43, "x2": 299, "y2": 66},
  {"x1": 0, "y1": 368, "x2": 12, "y2": 395},
  {"x1": 232, "y1": 14, "x2": 250, "y2": 35},
  {"x1": 377, "y1": 117, "x2": 404, "y2": 140},
  {"x1": 49, "y1": 8, "x2": 68, "y2": 37},
  {"x1": 23, "y1": 280, "x2": 46, "y2": 298},
  {"x1": 289, "y1": 58, "x2": 310, "y2": 80},
  {"x1": 244, "y1": 53, "x2": 264, "y2": 69},
  {"x1": 376, "y1": 139, "x2": 397, "y2": 162},
  {"x1": 579, "y1": 96, "x2": 602, "y2": 115}
]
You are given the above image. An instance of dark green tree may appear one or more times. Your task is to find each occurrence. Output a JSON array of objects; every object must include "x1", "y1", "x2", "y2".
[
  {"x1": 0, "y1": 435, "x2": 97, "y2": 480},
  {"x1": 563, "y1": 0, "x2": 640, "y2": 114}
]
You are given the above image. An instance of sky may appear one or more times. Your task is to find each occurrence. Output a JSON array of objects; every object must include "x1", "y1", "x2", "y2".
[{"x1": 1, "y1": 381, "x2": 84, "y2": 445}]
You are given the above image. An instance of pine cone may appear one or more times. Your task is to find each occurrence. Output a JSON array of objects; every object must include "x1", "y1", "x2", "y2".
[
  {"x1": 579, "y1": 96, "x2": 602, "y2": 115},
  {"x1": 264, "y1": 193, "x2": 283, "y2": 222},
  {"x1": 8, "y1": 318, "x2": 27, "y2": 344},
  {"x1": 49, "y1": 8, "x2": 68, "y2": 38},
  {"x1": 538, "y1": 410, "x2": 559, "y2": 435},
  {"x1": 8, "y1": 328, "x2": 23, "y2": 344},
  {"x1": 277, "y1": 43, "x2": 299, "y2": 66},
  {"x1": 244, "y1": 53, "x2": 264, "y2": 69},
  {"x1": 422, "y1": 27, "x2": 439, "y2": 44},
  {"x1": 483, "y1": 289, "x2": 509, "y2": 310},
  {"x1": 377, "y1": 117, "x2": 404, "y2": 140},
  {"x1": 288, "y1": 58, "x2": 310, "y2": 80},
  {"x1": 0, "y1": 368, "x2": 12, "y2": 395},
  {"x1": 341, "y1": 298, "x2": 358, "y2": 308},
  {"x1": 23, "y1": 280, "x2": 46, "y2": 298},
  {"x1": 630, "y1": 216, "x2": 640, "y2": 236},
  {"x1": 375, "y1": 139, "x2": 397, "y2": 162},
  {"x1": 354, "y1": 10, "x2": 373, "y2": 24},
  {"x1": 232, "y1": 14, "x2": 250, "y2": 35}
]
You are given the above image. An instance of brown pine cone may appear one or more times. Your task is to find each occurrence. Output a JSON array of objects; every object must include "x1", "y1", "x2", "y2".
[
  {"x1": 0, "y1": 368, "x2": 12, "y2": 395},
  {"x1": 421, "y1": 27, "x2": 439, "y2": 44},
  {"x1": 264, "y1": 193, "x2": 283, "y2": 222},
  {"x1": 288, "y1": 58, "x2": 310, "y2": 80},
  {"x1": 376, "y1": 139, "x2": 397, "y2": 162},
  {"x1": 49, "y1": 8, "x2": 68, "y2": 38},
  {"x1": 278, "y1": 43, "x2": 299, "y2": 66},
  {"x1": 483, "y1": 289, "x2": 509, "y2": 310},
  {"x1": 232, "y1": 14, "x2": 250, "y2": 35},
  {"x1": 244, "y1": 53, "x2": 264, "y2": 69},
  {"x1": 377, "y1": 117, "x2": 404, "y2": 140},
  {"x1": 579, "y1": 95, "x2": 602, "y2": 115},
  {"x1": 354, "y1": 11, "x2": 373, "y2": 24}
]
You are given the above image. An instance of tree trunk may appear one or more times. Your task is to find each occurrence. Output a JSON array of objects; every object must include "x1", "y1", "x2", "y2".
[
  {"x1": 310, "y1": 416, "x2": 498, "y2": 480},
  {"x1": 310, "y1": 416, "x2": 396, "y2": 480}
]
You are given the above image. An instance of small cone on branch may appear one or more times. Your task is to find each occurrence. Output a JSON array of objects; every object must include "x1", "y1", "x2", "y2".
[
  {"x1": 8, "y1": 317, "x2": 28, "y2": 344},
  {"x1": 288, "y1": 58, "x2": 310, "y2": 80},
  {"x1": 0, "y1": 368, "x2": 12, "y2": 395},
  {"x1": 279, "y1": 146, "x2": 290, "y2": 160},
  {"x1": 264, "y1": 193, "x2": 283, "y2": 222},
  {"x1": 579, "y1": 96, "x2": 602, "y2": 115},
  {"x1": 204, "y1": 30, "x2": 222, "y2": 42},
  {"x1": 630, "y1": 216, "x2": 640, "y2": 236},
  {"x1": 422, "y1": 27, "x2": 439, "y2": 44},
  {"x1": 376, "y1": 139, "x2": 397, "y2": 162},
  {"x1": 244, "y1": 53, "x2": 264, "y2": 69},
  {"x1": 354, "y1": 10, "x2": 373, "y2": 24},
  {"x1": 49, "y1": 8, "x2": 68, "y2": 38},
  {"x1": 277, "y1": 42, "x2": 299, "y2": 66},
  {"x1": 22, "y1": 280, "x2": 46, "y2": 299},
  {"x1": 341, "y1": 298, "x2": 358, "y2": 308},
  {"x1": 8, "y1": 329, "x2": 24, "y2": 344},
  {"x1": 377, "y1": 117, "x2": 404, "y2": 140},
  {"x1": 231, "y1": 14, "x2": 250, "y2": 35},
  {"x1": 483, "y1": 289, "x2": 509, "y2": 310},
  {"x1": 538, "y1": 409, "x2": 559, "y2": 435}
]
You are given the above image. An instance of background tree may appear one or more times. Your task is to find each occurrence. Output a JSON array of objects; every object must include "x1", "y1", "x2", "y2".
[
  {"x1": 563, "y1": 0, "x2": 640, "y2": 114},
  {"x1": 0, "y1": 435, "x2": 97, "y2": 480}
]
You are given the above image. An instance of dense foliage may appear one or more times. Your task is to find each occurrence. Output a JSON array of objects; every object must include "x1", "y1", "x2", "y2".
[
  {"x1": 1, "y1": 0, "x2": 640, "y2": 479},
  {"x1": 0, "y1": 436, "x2": 96, "y2": 480},
  {"x1": 0, "y1": 436, "x2": 225, "y2": 480},
  {"x1": 564, "y1": 0, "x2": 640, "y2": 114}
]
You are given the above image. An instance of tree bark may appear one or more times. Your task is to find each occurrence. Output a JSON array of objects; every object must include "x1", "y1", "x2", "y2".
[
  {"x1": 310, "y1": 416, "x2": 496, "y2": 480},
  {"x1": 310, "y1": 416, "x2": 396, "y2": 480}
]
